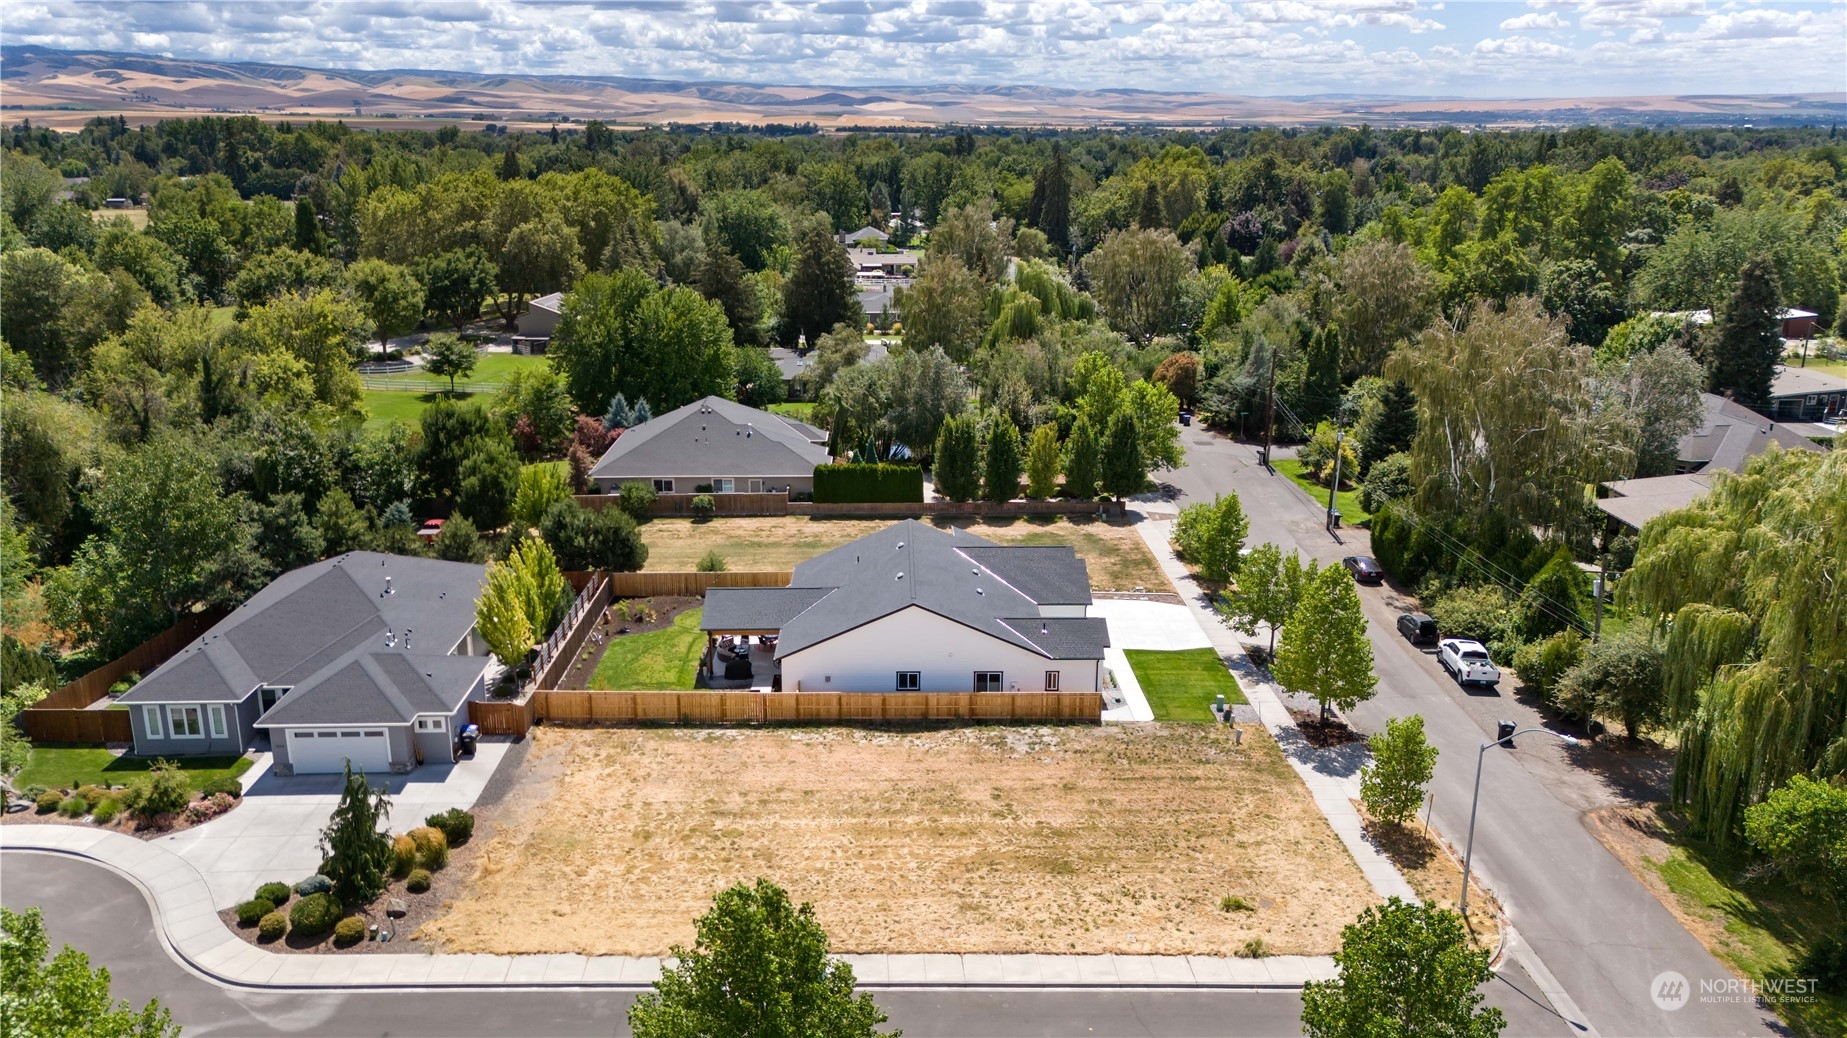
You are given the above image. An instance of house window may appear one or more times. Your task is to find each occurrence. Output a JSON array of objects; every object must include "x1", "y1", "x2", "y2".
[
  {"x1": 1044, "y1": 671, "x2": 1060, "y2": 692},
  {"x1": 208, "y1": 705, "x2": 227, "y2": 738},
  {"x1": 416, "y1": 717, "x2": 446, "y2": 732},
  {"x1": 653, "y1": 479, "x2": 674, "y2": 493},
  {"x1": 143, "y1": 706, "x2": 162, "y2": 739},
  {"x1": 896, "y1": 671, "x2": 920, "y2": 692},
  {"x1": 974, "y1": 671, "x2": 1004, "y2": 693},
  {"x1": 713, "y1": 478, "x2": 735, "y2": 493},
  {"x1": 167, "y1": 705, "x2": 203, "y2": 738}
]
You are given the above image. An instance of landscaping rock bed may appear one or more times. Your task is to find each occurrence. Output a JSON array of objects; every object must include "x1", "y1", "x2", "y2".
[{"x1": 2, "y1": 776, "x2": 247, "y2": 839}]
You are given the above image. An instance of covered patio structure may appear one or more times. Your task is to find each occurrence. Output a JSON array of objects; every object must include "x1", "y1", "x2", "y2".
[{"x1": 698, "y1": 587, "x2": 833, "y2": 690}]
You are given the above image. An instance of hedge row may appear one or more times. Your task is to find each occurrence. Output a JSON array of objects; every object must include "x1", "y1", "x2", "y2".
[{"x1": 812, "y1": 463, "x2": 924, "y2": 504}]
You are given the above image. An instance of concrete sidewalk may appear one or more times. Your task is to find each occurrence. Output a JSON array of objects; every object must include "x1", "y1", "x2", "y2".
[
  {"x1": 1134, "y1": 519, "x2": 1418, "y2": 905},
  {"x1": 0, "y1": 827, "x2": 1335, "y2": 991}
]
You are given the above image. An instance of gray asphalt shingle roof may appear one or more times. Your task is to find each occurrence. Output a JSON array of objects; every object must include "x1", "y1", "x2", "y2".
[
  {"x1": 700, "y1": 521, "x2": 1106, "y2": 661},
  {"x1": 1681, "y1": 392, "x2": 1821, "y2": 472},
  {"x1": 121, "y1": 553, "x2": 490, "y2": 725},
  {"x1": 588, "y1": 395, "x2": 831, "y2": 483}
]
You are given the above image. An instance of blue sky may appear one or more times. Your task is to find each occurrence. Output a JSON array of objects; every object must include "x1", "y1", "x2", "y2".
[{"x1": 5, "y1": 2, "x2": 1842, "y2": 96}]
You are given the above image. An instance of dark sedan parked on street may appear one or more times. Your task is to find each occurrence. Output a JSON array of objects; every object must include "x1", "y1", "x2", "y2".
[{"x1": 1342, "y1": 555, "x2": 1385, "y2": 584}]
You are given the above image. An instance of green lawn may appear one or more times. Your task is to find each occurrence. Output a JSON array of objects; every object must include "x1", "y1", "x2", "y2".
[
  {"x1": 768, "y1": 402, "x2": 817, "y2": 423},
  {"x1": 1649, "y1": 836, "x2": 1846, "y2": 1037},
  {"x1": 1276, "y1": 458, "x2": 1371, "y2": 527},
  {"x1": 15, "y1": 747, "x2": 253, "y2": 793},
  {"x1": 590, "y1": 607, "x2": 706, "y2": 691},
  {"x1": 360, "y1": 389, "x2": 450, "y2": 429},
  {"x1": 1124, "y1": 648, "x2": 1247, "y2": 722}
]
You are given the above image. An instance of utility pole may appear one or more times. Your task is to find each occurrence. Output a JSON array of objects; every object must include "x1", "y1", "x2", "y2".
[
  {"x1": 1261, "y1": 342, "x2": 1277, "y2": 470},
  {"x1": 1591, "y1": 574, "x2": 1606, "y2": 643},
  {"x1": 1325, "y1": 426, "x2": 1345, "y2": 531}
]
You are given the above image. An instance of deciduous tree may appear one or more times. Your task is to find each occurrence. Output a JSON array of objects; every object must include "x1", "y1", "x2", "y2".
[
  {"x1": 1300, "y1": 898, "x2": 1504, "y2": 1038},
  {"x1": 1024, "y1": 424, "x2": 1062, "y2": 500},
  {"x1": 1082, "y1": 227, "x2": 1193, "y2": 344},
  {"x1": 1360, "y1": 715, "x2": 1439, "y2": 827},
  {"x1": 1273, "y1": 565, "x2": 1376, "y2": 722},
  {"x1": 344, "y1": 258, "x2": 425, "y2": 356},
  {"x1": 423, "y1": 334, "x2": 478, "y2": 392},
  {"x1": 0, "y1": 906, "x2": 179, "y2": 1038}
]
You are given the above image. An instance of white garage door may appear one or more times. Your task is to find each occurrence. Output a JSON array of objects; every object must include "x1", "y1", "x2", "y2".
[{"x1": 286, "y1": 729, "x2": 392, "y2": 775}]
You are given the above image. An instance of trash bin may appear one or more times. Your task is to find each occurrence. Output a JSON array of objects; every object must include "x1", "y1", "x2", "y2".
[
  {"x1": 1329, "y1": 510, "x2": 1343, "y2": 529},
  {"x1": 1496, "y1": 720, "x2": 1517, "y2": 746},
  {"x1": 457, "y1": 723, "x2": 480, "y2": 758}
]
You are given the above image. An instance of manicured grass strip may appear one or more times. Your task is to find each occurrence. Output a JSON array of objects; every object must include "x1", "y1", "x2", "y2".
[
  {"x1": 767, "y1": 402, "x2": 816, "y2": 423},
  {"x1": 590, "y1": 607, "x2": 707, "y2": 691},
  {"x1": 1274, "y1": 458, "x2": 1371, "y2": 527},
  {"x1": 1124, "y1": 648, "x2": 1246, "y2": 722},
  {"x1": 15, "y1": 747, "x2": 252, "y2": 792}
]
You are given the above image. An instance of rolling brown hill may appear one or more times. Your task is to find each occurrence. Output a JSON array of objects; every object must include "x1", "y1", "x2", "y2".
[{"x1": 3, "y1": 46, "x2": 1841, "y2": 130}]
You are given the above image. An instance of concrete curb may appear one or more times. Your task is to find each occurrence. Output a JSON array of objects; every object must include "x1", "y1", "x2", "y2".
[{"x1": 2, "y1": 828, "x2": 1333, "y2": 991}]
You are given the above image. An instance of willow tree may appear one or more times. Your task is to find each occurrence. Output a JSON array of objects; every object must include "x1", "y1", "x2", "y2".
[
  {"x1": 1620, "y1": 446, "x2": 1847, "y2": 841},
  {"x1": 1387, "y1": 298, "x2": 1633, "y2": 539}
]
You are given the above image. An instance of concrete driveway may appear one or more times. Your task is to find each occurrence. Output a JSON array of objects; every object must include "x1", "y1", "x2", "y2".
[
  {"x1": 154, "y1": 740, "x2": 514, "y2": 909},
  {"x1": 1090, "y1": 599, "x2": 1212, "y2": 721}
]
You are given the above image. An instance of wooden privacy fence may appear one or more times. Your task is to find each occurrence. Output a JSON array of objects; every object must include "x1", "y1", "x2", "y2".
[
  {"x1": 536, "y1": 690, "x2": 1101, "y2": 725},
  {"x1": 468, "y1": 698, "x2": 537, "y2": 738},
  {"x1": 20, "y1": 610, "x2": 225, "y2": 744},
  {"x1": 605, "y1": 571, "x2": 793, "y2": 598}
]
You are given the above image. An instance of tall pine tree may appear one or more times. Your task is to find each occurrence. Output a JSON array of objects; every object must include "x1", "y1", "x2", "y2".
[
  {"x1": 1707, "y1": 254, "x2": 1782, "y2": 409},
  {"x1": 781, "y1": 225, "x2": 861, "y2": 347},
  {"x1": 982, "y1": 418, "x2": 1023, "y2": 503},
  {"x1": 1358, "y1": 379, "x2": 1417, "y2": 474},
  {"x1": 932, "y1": 415, "x2": 982, "y2": 502},
  {"x1": 1062, "y1": 415, "x2": 1101, "y2": 500},
  {"x1": 1027, "y1": 144, "x2": 1072, "y2": 257},
  {"x1": 1304, "y1": 326, "x2": 1342, "y2": 425},
  {"x1": 1100, "y1": 409, "x2": 1146, "y2": 498}
]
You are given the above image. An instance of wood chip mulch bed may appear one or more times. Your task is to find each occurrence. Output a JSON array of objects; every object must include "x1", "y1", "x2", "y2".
[{"x1": 1286, "y1": 710, "x2": 1365, "y2": 748}]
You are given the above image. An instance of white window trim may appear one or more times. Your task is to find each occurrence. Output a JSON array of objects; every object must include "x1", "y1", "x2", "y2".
[
  {"x1": 167, "y1": 705, "x2": 204, "y2": 739},
  {"x1": 653, "y1": 478, "x2": 675, "y2": 492},
  {"x1": 416, "y1": 717, "x2": 447, "y2": 732},
  {"x1": 208, "y1": 704, "x2": 227, "y2": 739},
  {"x1": 895, "y1": 671, "x2": 920, "y2": 692},
  {"x1": 1044, "y1": 670, "x2": 1060, "y2": 692},
  {"x1": 143, "y1": 705, "x2": 162, "y2": 739},
  {"x1": 974, "y1": 671, "x2": 1004, "y2": 693},
  {"x1": 713, "y1": 478, "x2": 736, "y2": 493}
]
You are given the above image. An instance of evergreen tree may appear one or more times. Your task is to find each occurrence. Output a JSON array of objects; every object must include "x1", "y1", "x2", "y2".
[
  {"x1": 1707, "y1": 254, "x2": 1782, "y2": 409},
  {"x1": 1024, "y1": 424, "x2": 1062, "y2": 500},
  {"x1": 932, "y1": 415, "x2": 982, "y2": 502},
  {"x1": 1100, "y1": 409, "x2": 1145, "y2": 498},
  {"x1": 1304, "y1": 326, "x2": 1342, "y2": 425},
  {"x1": 1357, "y1": 380, "x2": 1417, "y2": 474},
  {"x1": 1062, "y1": 415, "x2": 1101, "y2": 500},
  {"x1": 982, "y1": 417, "x2": 1023, "y2": 503},
  {"x1": 604, "y1": 393, "x2": 632, "y2": 429},
  {"x1": 432, "y1": 514, "x2": 487, "y2": 563},
  {"x1": 1274, "y1": 565, "x2": 1377, "y2": 723},
  {"x1": 292, "y1": 196, "x2": 324, "y2": 255},
  {"x1": 1027, "y1": 143, "x2": 1072, "y2": 257},
  {"x1": 1136, "y1": 181, "x2": 1165, "y2": 230},
  {"x1": 696, "y1": 247, "x2": 764, "y2": 347},
  {"x1": 499, "y1": 146, "x2": 521, "y2": 181},
  {"x1": 781, "y1": 225, "x2": 862, "y2": 347},
  {"x1": 318, "y1": 762, "x2": 393, "y2": 906}
]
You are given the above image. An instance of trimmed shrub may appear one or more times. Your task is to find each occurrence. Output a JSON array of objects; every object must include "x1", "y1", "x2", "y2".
[
  {"x1": 294, "y1": 874, "x2": 334, "y2": 897},
  {"x1": 256, "y1": 882, "x2": 292, "y2": 907},
  {"x1": 690, "y1": 494, "x2": 715, "y2": 516},
  {"x1": 199, "y1": 776, "x2": 244, "y2": 799},
  {"x1": 812, "y1": 463, "x2": 924, "y2": 504},
  {"x1": 257, "y1": 911, "x2": 288, "y2": 941},
  {"x1": 122, "y1": 760, "x2": 192, "y2": 820},
  {"x1": 616, "y1": 481, "x2": 657, "y2": 520},
  {"x1": 90, "y1": 798, "x2": 120, "y2": 824},
  {"x1": 236, "y1": 899, "x2": 275, "y2": 926},
  {"x1": 391, "y1": 834, "x2": 418, "y2": 878},
  {"x1": 57, "y1": 796, "x2": 89, "y2": 818},
  {"x1": 288, "y1": 892, "x2": 342, "y2": 937},
  {"x1": 425, "y1": 808, "x2": 475, "y2": 846},
  {"x1": 409, "y1": 826, "x2": 449, "y2": 870},
  {"x1": 405, "y1": 868, "x2": 433, "y2": 893},
  {"x1": 76, "y1": 785, "x2": 111, "y2": 804},
  {"x1": 333, "y1": 916, "x2": 368, "y2": 947},
  {"x1": 35, "y1": 791, "x2": 61, "y2": 813}
]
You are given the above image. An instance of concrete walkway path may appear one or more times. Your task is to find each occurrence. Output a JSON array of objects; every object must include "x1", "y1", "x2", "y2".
[
  {"x1": 0, "y1": 827, "x2": 1335, "y2": 991},
  {"x1": 1089, "y1": 598, "x2": 1210, "y2": 723},
  {"x1": 1134, "y1": 519, "x2": 1418, "y2": 905}
]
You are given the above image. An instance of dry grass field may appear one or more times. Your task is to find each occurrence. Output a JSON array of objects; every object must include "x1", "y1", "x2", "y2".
[
  {"x1": 639, "y1": 515, "x2": 1171, "y2": 593},
  {"x1": 417, "y1": 725, "x2": 1376, "y2": 957}
]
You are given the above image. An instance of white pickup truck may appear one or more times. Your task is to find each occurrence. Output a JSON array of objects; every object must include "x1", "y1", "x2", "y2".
[{"x1": 1438, "y1": 639, "x2": 1501, "y2": 687}]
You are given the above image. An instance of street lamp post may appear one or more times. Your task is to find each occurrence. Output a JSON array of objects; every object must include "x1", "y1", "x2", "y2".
[
  {"x1": 1458, "y1": 726, "x2": 1580, "y2": 922},
  {"x1": 1325, "y1": 427, "x2": 1345, "y2": 530}
]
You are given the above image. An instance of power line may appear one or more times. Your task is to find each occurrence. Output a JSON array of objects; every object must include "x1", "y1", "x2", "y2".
[{"x1": 1379, "y1": 502, "x2": 1594, "y2": 637}]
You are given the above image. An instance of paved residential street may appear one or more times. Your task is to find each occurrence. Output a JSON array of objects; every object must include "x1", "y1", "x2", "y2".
[{"x1": 1157, "y1": 424, "x2": 1785, "y2": 1038}]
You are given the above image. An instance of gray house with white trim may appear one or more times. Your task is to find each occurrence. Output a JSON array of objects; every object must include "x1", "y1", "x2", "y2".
[
  {"x1": 588, "y1": 395, "x2": 831, "y2": 495},
  {"x1": 117, "y1": 553, "x2": 492, "y2": 776}
]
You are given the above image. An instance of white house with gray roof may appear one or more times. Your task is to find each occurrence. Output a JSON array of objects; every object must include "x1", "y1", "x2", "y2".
[
  {"x1": 117, "y1": 553, "x2": 493, "y2": 776},
  {"x1": 702, "y1": 520, "x2": 1109, "y2": 694},
  {"x1": 588, "y1": 395, "x2": 832, "y2": 496}
]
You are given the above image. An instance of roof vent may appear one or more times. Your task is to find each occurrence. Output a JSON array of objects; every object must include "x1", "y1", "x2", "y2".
[
  {"x1": 976, "y1": 588, "x2": 984, "y2": 595},
  {"x1": 1041, "y1": 623, "x2": 1049, "y2": 635},
  {"x1": 896, "y1": 571, "x2": 905, "y2": 580},
  {"x1": 896, "y1": 541, "x2": 904, "y2": 549},
  {"x1": 385, "y1": 576, "x2": 393, "y2": 594}
]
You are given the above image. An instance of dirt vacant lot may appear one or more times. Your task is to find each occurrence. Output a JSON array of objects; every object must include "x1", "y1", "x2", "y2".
[
  {"x1": 639, "y1": 515, "x2": 1171, "y2": 593},
  {"x1": 418, "y1": 725, "x2": 1375, "y2": 956}
]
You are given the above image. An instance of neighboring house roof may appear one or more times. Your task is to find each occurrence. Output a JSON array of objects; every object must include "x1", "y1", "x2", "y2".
[
  {"x1": 768, "y1": 340, "x2": 891, "y2": 383},
  {"x1": 121, "y1": 554, "x2": 488, "y2": 725},
  {"x1": 588, "y1": 395, "x2": 830, "y2": 481},
  {"x1": 1680, "y1": 392, "x2": 1820, "y2": 472},
  {"x1": 840, "y1": 226, "x2": 890, "y2": 243},
  {"x1": 703, "y1": 520, "x2": 1107, "y2": 661},
  {"x1": 527, "y1": 292, "x2": 565, "y2": 316},
  {"x1": 1771, "y1": 366, "x2": 1847, "y2": 399},
  {"x1": 1597, "y1": 473, "x2": 1718, "y2": 529}
]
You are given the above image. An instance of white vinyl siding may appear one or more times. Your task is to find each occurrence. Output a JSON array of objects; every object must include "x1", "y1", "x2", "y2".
[
  {"x1": 1044, "y1": 670, "x2": 1060, "y2": 691},
  {"x1": 895, "y1": 671, "x2": 920, "y2": 692},
  {"x1": 780, "y1": 605, "x2": 1101, "y2": 694},
  {"x1": 973, "y1": 671, "x2": 1004, "y2": 692}
]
